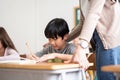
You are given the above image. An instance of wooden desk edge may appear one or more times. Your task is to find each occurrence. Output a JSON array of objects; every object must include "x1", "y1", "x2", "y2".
[
  {"x1": 0, "y1": 62, "x2": 93, "y2": 70},
  {"x1": 0, "y1": 63, "x2": 80, "y2": 70}
]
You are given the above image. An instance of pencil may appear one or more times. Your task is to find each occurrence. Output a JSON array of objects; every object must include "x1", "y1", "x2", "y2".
[{"x1": 25, "y1": 42, "x2": 34, "y2": 54}]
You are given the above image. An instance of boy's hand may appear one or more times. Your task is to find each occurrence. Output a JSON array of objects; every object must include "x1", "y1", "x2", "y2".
[
  {"x1": 27, "y1": 53, "x2": 39, "y2": 60},
  {"x1": 36, "y1": 53, "x2": 56, "y2": 62}
]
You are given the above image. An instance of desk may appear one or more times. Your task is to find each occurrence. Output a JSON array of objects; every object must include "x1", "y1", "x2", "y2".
[
  {"x1": 101, "y1": 65, "x2": 120, "y2": 80},
  {"x1": 0, "y1": 62, "x2": 86, "y2": 80}
]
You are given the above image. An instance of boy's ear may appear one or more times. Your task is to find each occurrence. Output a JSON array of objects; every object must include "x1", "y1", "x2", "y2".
[{"x1": 64, "y1": 34, "x2": 68, "y2": 40}]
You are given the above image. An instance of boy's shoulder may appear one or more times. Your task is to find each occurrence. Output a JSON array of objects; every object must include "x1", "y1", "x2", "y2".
[
  {"x1": 45, "y1": 43, "x2": 76, "y2": 50},
  {"x1": 66, "y1": 43, "x2": 76, "y2": 48}
]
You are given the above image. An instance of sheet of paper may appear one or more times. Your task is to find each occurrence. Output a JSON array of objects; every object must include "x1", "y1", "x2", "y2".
[{"x1": 0, "y1": 59, "x2": 36, "y2": 64}]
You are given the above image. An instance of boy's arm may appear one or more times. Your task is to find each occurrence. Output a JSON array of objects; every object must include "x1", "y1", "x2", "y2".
[
  {"x1": 27, "y1": 46, "x2": 50, "y2": 60},
  {"x1": 36, "y1": 53, "x2": 73, "y2": 62},
  {"x1": 54, "y1": 53, "x2": 73, "y2": 61}
]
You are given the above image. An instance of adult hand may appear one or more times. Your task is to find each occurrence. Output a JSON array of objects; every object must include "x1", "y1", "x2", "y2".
[{"x1": 64, "y1": 45, "x2": 90, "y2": 70}]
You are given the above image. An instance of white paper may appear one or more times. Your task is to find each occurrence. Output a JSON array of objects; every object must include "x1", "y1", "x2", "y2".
[{"x1": 0, "y1": 59, "x2": 36, "y2": 64}]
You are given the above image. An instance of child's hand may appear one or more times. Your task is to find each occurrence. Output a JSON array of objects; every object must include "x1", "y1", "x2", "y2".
[
  {"x1": 26, "y1": 53, "x2": 39, "y2": 60},
  {"x1": 36, "y1": 53, "x2": 56, "y2": 62}
]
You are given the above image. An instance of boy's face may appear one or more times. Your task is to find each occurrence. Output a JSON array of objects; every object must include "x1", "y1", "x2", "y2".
[{"x1": 48, "y1": 35, "x2": 68, "y2": 50}]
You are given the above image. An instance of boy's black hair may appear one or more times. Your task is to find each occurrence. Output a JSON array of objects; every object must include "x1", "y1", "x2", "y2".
[{"x1": 44, "y1": 18, "x2": 69, "y2": 39}]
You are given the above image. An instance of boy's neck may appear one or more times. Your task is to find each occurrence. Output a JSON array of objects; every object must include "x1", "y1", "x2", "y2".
[{"x1": 58, "y1": 43, "x2": 68, "y2": 50}]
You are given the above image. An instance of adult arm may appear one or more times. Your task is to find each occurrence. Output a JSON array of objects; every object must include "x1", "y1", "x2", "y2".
[{"x1": 67, "y1": 0, "x2": 106, "y2": 70}]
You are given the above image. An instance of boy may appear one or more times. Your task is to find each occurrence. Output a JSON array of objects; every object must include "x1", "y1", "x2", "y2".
[{"x1": 27, "y1": 18, "x2": 76, "y2": 62}]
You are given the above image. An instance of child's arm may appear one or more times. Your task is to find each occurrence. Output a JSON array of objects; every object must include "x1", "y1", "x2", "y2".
[
  {"x1": 36, "y1": 53, "x2": 73, "y2": 62},
  {"x1": 54, "y1": 53, "x2": 73, "y2": 61},
  {"x1": 0, "y1": 54, "x2": 20, "y2": 61},
  {"x1": 0, "y1": 48, "x2": 20, "y2": 61}
]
